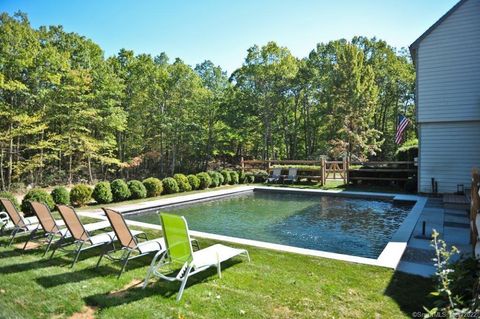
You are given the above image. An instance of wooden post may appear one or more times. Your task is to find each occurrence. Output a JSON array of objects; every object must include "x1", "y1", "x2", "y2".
[
  {"x1": 342, "y1": 157, "x2": 347, "y2": 184},
  {"x1": 321, "y1": 158, "x2": 326, "y2": 186},
  {"x1": 241, "y1": 157, "x2": 244, "y2": 173}
]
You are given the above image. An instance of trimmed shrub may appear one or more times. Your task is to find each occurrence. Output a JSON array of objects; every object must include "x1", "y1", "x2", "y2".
[
  {"x1": 143, "y1": 177, "x2": 163, "y2": 197},
  {"x1": 187, "y1": 174, "x2": 200, "y2": 190},
  {"x1": 22, "y1": 188, "x2": 55, "y2": 216},
  {"x1": 162, "y1": 177, "x2": 179, "y2": 194},
  {"x1": 245, "y1": 172, "x2": 255, "y2": 184},
  {"x1": 51, "y1": 186, "x2": 70, "y2": 205},
  {"x1": 92, "y1": 181, "x2": 113, "y2": 204},
  {"x1": 174, "y1": 174, "x2": 191, "y2": 192},
  {"x1": 253, "y1": 170, "x2": 269, "y2": 183},
  {"x1": 238, "y1": 171, "x2": 246, "y2": 184},
  {"x1": 196, "y1": 172, "x2": 212, "y2": 190},
  {"x1": 229, "y1": 171, "x2": 239, "y2": 185},
  {"x1": 221, "y1": 170, "x2": 231, "y2": 185},
  {"x1": 0, "y1": 191, "x2": 20, "y2": 211},
  {"x1": 208, "y1": 171, "x2": 220, "y2": 188},
  {"x1": 70, "y1": 184, "x2": 93, "y2": 207},
  {"x1": 111, "y1": 179, "x2": 131, "y2": 202},
  {"x1": 216, "y1": 171, "x2": 224, "y2": 186},
  {"x1": 128, "y1": 180, "x2": 147, "y2": 199}
]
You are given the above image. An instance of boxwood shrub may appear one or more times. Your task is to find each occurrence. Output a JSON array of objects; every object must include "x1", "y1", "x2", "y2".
[
  {"x1": 70, "y1": 184, "x2": 93, "y2": 207},
  {"x1": 92, "y1": 181, "x2": 113, "y2": 204},
  {"x1": 196, "y1": 172, "x2": 212, "y2": 190},
  {"x1": 174, "y1": 174, "x2": 191, "y2": 192},
  {"x1": 245, "y1": 172, "x2": 255, "y2": 184},
  {"x1": 128, "y1": 180, "x2": 147, "y2": 199},
  {"x1": 208, "y1": 171, "x2": 220, "y2": 187},
  {"x1": 187, "y1": 174, "x2": 200, "y2": 190},
  {"x1": 238, "y1": 171, "x2": 246, "y2": 184},
  {"x1": 0, "y1": 191, "x2": 20, "y2": 211},
  {"x1": 143, "y1": 177, "x2": 163, "y2": 197},
  {"x1": 22, "y1": 188, "x2": 55, "y2": 216},
  {"x1": 111, "y1": 179, "x2": 131, "y2": 202},
  {"x1": 162, "y1": 177, "x2": 179, "y2": 194},
  {"x1": 254, "y1": 170, "x2": 269, "y2": 183},
  {"x1": 51, "y1": 186, "x2": 70, "y2": 205},
  {"x1": 221, "y1": 170, "x2": 231, "y2": 185},
  {"x1": 229, "y1": 171, "x2": 239, "y2": 185}
]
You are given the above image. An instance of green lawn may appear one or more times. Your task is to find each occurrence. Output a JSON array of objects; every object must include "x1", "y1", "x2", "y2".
[{"x1": 0, "y1": 224, "x2": 433, "y2": 319}]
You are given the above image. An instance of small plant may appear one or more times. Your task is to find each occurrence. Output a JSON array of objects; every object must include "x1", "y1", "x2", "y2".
[
  {"x1": 111, "y1": 179, "x2": 131, "y2": 202},
  {"x1": 92, "y1": 181, "x2": 113, "y2": 204},
  {"x1": 220, "y1": 170, "x2": 231, "y2": 185},
  {"x1": 162, "y1": 177, "x2": 179, "y2": 194},
  {"x1": 174, "y1": 174, "x2": 191, "y2": 192},
  {"x1": 424, "y1": 230, "x2": 480, "y2": 318},
  {"x1": 245, "y1": 173, "x2": 255, "y2": 184},
  {"x1": 187, "y1": 174, "x2": 200, "y2": 190},
  {"x1": 143, "y1": 177, "x2": 163, "y2": 197},
  {"x1": 208, "y1": 171, "x2": 220, "y2": 187},
  {"x1": 128, "y1": 180, "x2": 147, "y2": 199},
  {"x1": 0, "y1": 191, "x2": 20, "y2": 211},
  {"x1": 238, "y1": 171, "x2": 246, "y2": 184},
  {"x1": 229, "y1": 171, "x2": 239, "y2": 185},
  {"x1": 253, "y1": 170, "x2": 269, "y2": 183},
  {"x1": 196, "y1": 172, "x2": 212, "y2": 189},
  {"x1": 51, "y1": 186, "x2": 70, "y2": 205},
  {"x1": 70, "y1": 184, "x2": 93, "y2": 207},
  {"x1": 22, "y1": 188, "x2": 55, "y2": 216}
]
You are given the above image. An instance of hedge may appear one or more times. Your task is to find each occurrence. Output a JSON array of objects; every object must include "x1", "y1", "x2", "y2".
[
  {"x1": 92, "y1": 181, "x2": 113, "y2": 204},
  {"x1": 196, "y1": 172, "x2": 212, "y2": 189},
  {"x1": 51, "y1": 186, "x2": 70, "y2": 205},
  {"x1": 22, "y1": 188, "x2": 55, "y2": 216},
  {"x1": 163, "y1": 177, "x2": 179, "y2": 194},
  {"x1": 143, "y1": 177, "x2": 163, "y2": 197},
  {"x1": 70, "y1": 184, "x2": 93, "y2": 207},
  {"x1": 111, "y1": 179, "x2": 131, "y2": 202},
  {"x1": 174, "y1": 174, "x2": 191, "y2": 192},
  {"x1": 128, "y1": 180, "x2": 147, "y2": 199}
]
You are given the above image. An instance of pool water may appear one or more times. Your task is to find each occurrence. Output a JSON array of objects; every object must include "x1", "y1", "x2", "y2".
[{"x1": 126, "y1": 191, "x2": 412, "y2": 258}]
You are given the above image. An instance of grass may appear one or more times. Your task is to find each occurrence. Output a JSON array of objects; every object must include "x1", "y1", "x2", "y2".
[{"x1": 0, "y1": 223, "x2": 433, "y2": 319}]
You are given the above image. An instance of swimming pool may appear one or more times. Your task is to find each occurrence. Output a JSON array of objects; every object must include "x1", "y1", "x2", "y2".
[{"x1": 126, "y1": 189, "x2": 413, "y2": 259}]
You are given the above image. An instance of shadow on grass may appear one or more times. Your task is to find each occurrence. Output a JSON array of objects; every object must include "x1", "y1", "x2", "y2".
[
  {"x1": 384, "y1": 271, "x2": 434, "y2": 316},
  {"x1": 0, "y1": 255, "x2": 70, "y2": 274},
  {"x1": 84, "y1": 260, "x2": 241, "y2": 308},
  {"x1": 36, "y1": 265, "x2": 120, "y2": 288}
]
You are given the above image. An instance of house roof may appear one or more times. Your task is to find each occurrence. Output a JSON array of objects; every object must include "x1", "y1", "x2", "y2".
[{"x1": 409, "y1": 0, "x2": 468, "y2": 59}]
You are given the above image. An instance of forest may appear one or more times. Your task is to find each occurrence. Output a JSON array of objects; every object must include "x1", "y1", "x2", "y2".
[{"x1": 0, "y1": 12, "x2": 416, "y2": 189}]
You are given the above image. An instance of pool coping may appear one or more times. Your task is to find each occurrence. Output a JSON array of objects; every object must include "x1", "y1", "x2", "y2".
[{"x1": 78, "y1": 185, "x2": 427, "y2": 269}]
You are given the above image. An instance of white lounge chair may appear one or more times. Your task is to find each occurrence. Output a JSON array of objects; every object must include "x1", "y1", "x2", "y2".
[
  {"x1": 283, "y1": 167, "x2": 298, "y2": 184},
  {"x1": 143, "y1": 213, "x2": 250, "y2": 301},
  {"x1": 267, "y1": 168, "x2": 282, "y2": 183}
]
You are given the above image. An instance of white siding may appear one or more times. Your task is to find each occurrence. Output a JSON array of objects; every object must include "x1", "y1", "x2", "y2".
[
  {"x1": 417, "y1": 0, "x2": 480, "y2": 123},
  {"x1": 419, "y1": 122, "x2": 480, "y2": 193}
]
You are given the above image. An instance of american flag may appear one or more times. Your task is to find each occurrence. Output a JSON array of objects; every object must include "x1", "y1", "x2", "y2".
[{"x1": 395, "y1": 115, "x2": 409, "y2": 144}]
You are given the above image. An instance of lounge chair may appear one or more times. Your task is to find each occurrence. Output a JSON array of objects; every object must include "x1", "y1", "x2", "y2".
[
  {"x1": 27, "y1": 201, "x2": 111, "y2": 255},
  {"x1": 283, "y1": 168, "x2": 298, "y2": 184},
  {"x1": 143, "y1": 213, "x2": 250, "y2": 301},
  {"x1": 267, "y1": 168, "x2": 282, "y2": 183},
  {"x1": 51, "y1": 205, "x2": 125, "y2": 268},
  {"x1": 97, "y1": 208, "x2": 166, "y2": 278},
  {"x1": 0, "y1": 198, "x2": 40, "y2": 246}
]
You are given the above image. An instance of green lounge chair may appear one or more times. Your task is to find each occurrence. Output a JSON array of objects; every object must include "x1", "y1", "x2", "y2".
[{"x1": 143, "y1": 213, "x2": 250, "y2": 301}]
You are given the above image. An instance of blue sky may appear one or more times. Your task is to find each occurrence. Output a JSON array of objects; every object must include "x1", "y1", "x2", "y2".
[{"x1": 2, "y1": 0, "x2": 458, "y2": 74}]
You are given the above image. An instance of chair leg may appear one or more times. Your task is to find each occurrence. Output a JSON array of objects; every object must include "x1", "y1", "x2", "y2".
[
  {"x1": 96, "y1": 243, "x2": 110, "y2": 269},
  {"x1": 118, "y1": 250, "x2": 132, "y2": 279},
  {"x1": 143, "y1": 251, "x2": 166, "y2": 289},
  {"x1": 217, "y1": 261, "x2": 222, "y2": 279},
  {"x1": 23, "y1": 228, "x2": 37, "y2": 250},
  {"x1": 176, "y1": 266, "x2": 192, "y2": 302},
  {"x1": 7, "y1": 228, "x2": 19, "y2": 247},
  {"x1": 43, "y1": 234, "x2": 55, "y2": 256},
  {"x1": 49, "y1": 235, "x2": 65, "y2": 259},
  {"x1": 71, "y1": 242, "x2": 84, "y2": 268}
]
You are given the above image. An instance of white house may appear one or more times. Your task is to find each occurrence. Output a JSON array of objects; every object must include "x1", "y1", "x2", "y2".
[{"x1": 410, "y1": 0, "x2": 480, "y2": 193}]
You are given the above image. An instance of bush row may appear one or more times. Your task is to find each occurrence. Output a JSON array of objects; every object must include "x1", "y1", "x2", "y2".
[{"x1": 1, "y1": 169, "x2": 264, "y2": 216}]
